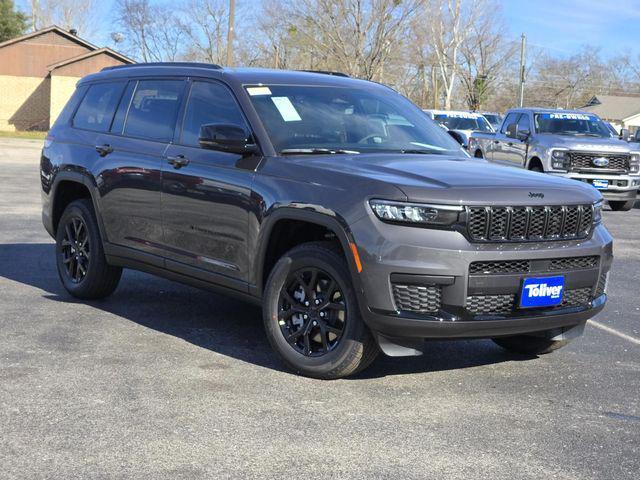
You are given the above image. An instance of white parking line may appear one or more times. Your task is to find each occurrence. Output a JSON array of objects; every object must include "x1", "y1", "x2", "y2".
[{"x1": 588, "y1": 320, "x2": 640, "y2": 346}]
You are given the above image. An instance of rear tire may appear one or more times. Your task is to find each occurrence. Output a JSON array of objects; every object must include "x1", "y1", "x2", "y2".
[
  {"x1": 492, "y1": 335, "x2": 567, "y2": 355},
  {"x1": 262, "y1": 241, "x2": 378, "y2": 379},
  {"x1": 528, "y1": 164, "x2": 543, "y2": 173},
  {"x1": 474, "y1": 150, "x2": 483, "y2": 158},
  {"x1": 608, "y1": 199, "x2": 635, "y2": 211},
  {"x1": 55, "y1": 199, "x2": 122, "y2": 299}
]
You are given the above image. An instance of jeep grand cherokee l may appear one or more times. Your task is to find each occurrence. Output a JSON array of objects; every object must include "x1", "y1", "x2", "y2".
[{"x1": 41, "y1": 64, "x2": 613, "y2": 379}]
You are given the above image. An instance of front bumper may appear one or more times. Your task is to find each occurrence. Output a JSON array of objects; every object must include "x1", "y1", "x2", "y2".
[{"x1": 351, "y1": 214, "x2": 613, "y2": 341}]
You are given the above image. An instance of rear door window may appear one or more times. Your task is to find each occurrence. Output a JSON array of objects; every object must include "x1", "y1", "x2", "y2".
[
  {"x1": 123, "y1": 80, "x2": 185, "y2": 142},
  {"x1": 73, "y1": 82, "x2": 126, "y2": 132}
]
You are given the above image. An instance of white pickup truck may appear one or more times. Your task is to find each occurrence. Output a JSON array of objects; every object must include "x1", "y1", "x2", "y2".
[
  {"x1": 468, "y1": 108, "x2": 640, "y2": 211},
  {"x1": 423, "y1": 110, "x2": 494, "y2": 149}
]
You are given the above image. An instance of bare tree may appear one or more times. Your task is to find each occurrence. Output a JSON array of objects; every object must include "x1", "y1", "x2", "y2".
[
  {"x1": 275, "y1": 0, "x2": 422, "y2": 80},
  {"x1": 29, "y1": 0, "x2": 98, "y2": 34},
  {"x1": 113, "y1": 0, "x2": 183, "y2": 62},
  {"x1": 458, "y1": 2, "x2": 517, "y2": 110},
  {"x1": 180, "y1": 0, "x2": 229, "y2": 63}
]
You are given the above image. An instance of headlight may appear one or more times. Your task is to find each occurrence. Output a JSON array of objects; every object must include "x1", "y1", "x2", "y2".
[
  {"x1": 551, "y1": 149, "x2": 570, "y2": 171},
  {"x1": 630, "y1": 152, "x2": 639, "y2": 174},
  {"x1": 369, "y1": 199, "x2": 462, "y2": 226},
  {"x1": 593, "y1": 200, "x2": 603, "y2": 225}
]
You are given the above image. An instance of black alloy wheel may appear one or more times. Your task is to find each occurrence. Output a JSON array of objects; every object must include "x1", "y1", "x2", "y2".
[
  {"x1": 278, "y1": 267, "x2": 346, "y2": 356},
  {"x1": 60, "y1": 216, "x2": 91, "y2": 284}
]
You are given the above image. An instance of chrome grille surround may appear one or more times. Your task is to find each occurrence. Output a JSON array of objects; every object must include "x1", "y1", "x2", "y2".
[{"x1": 466, "y1": 204, "x2": 594, "y2": 242}]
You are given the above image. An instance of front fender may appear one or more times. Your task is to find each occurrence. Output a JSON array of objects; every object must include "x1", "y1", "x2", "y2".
[{"x1": 250, "y1": 204, "x2": 364, "y2": 301}]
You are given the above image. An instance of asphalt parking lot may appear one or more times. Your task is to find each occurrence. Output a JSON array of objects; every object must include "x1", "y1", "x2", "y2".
[{"x1": 1, "y1": 137, "x2": 639, "y2": 480}]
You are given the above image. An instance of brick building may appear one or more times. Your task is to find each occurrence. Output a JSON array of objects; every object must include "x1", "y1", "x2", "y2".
[{"x1": 0, "y1": 26, "x2": 133, "y2": 132}]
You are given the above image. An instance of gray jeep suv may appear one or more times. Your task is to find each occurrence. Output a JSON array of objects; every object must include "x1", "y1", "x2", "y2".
[{"x1": 41, "y1": 64, "x2": 612, "y2": 378}]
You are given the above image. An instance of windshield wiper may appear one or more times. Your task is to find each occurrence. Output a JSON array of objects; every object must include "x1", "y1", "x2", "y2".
[
  {"x1": 280, "y1": 148, "x2": 360, "y2": 155},
  {"x1": 397, "y1": 148, "x2": 446, "y2": 155}
]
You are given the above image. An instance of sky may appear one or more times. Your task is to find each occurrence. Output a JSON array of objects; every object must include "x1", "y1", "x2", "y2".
[
  {"x1": 502, "y1": 0, "x2": 640, "y2": 57},
  {"x1": 16, "y1": 0, "x2": 640, "y2": 59}
]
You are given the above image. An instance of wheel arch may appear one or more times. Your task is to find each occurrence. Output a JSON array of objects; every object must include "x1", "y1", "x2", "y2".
[
  {"x1": 252, "y1": 207, "x2": 361, "y2": 298},
  {"x1": 50, "y1": 171, "x2": 107, "y2": 241},
  {"x1": 527, "y1": 156, "x2": 544, "y2": 171}
]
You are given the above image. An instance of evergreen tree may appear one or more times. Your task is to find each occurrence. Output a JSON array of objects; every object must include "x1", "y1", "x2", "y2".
[{"x1": 0, "y1": 0, "x2": 28, "y2": 43}]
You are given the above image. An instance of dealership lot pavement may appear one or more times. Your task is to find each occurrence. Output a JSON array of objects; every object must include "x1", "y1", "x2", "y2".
[{"x1": 1, "y1": 137, "x2": 639, "y2": 480}]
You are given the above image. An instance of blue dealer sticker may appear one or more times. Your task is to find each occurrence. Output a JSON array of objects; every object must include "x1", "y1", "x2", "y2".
[{"x1": 520, "y1": 276, "x2": 565, "y2": 308}]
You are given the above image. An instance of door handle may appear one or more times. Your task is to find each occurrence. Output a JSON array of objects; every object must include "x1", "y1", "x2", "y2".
[
  {"x1": 167, "y1": 154, "x2": 190, "y2": 169},
  {"x1": 507, "y1": 142, "x2": 513, "y2": 146},
  {"x1": 493, "y1": 140, "x2": 500, "y2": 144},
  {"x1": 95, "y1": 144, "x2": 113, "y2": 156}
]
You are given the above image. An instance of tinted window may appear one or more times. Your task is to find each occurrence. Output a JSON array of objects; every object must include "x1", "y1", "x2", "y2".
[
  {"x1": 110, "y1": 81, "x2": 136, "y2": 134},
  {"x1": 500, "y1": 112, "x2": 519, "y2": 133},
  {"x1": 53, "y1": 85, "x2": 88, "y2": 127},
  {"x1": 181, "y1": 81, "x2": 247, "y2": 147},
  {"x1": 73, "y1": 82, "x2": 125, "y2": 132},
  {"x1": 124, "y1": 80, "x2": 185, "y2": 141}
]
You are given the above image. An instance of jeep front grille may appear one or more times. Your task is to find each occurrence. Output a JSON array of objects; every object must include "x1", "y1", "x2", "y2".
[
  {"x1": 466, "y1": 288, "x2": 593, "y2": 315},
  {"x1": 392, "y1": 284, "x2": 441, "y2": 313},
  {"x1": 469, "y1": 255, "x2": 599, "y2": 275},
  {"x1": 569, "y1": 152, "x2": 630, "y2": 173},
  {"x1": 467, "y1": 205, "x2": 593, "y2": 242}
]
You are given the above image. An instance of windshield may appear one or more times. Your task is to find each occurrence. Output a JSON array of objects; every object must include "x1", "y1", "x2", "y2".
[
  {"x1": 483, "y1": 114, "x2": 501, "y2": 126},
  {"x1": 433, "y1": 114, "x2": 493, "y2": 132},
  {"x1": 245, "y1": 84, "x2": 462, "y2": 154},
  {"x1": 534, "y1": 112, "x2": 611, "y2": 137}
]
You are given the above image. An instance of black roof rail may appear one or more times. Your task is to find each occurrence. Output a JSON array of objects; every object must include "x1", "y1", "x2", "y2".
[
  {"x1": 298, "y1": 70, "x2": 350, "y2": 77},
  {"x1": 102, "y1": 62, "x2": 223, "y2": 72}
]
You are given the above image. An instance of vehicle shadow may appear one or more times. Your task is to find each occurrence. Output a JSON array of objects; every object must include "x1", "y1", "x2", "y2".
[{"x1": 0, "y1": 242, "x2": 530, "y2": 379}]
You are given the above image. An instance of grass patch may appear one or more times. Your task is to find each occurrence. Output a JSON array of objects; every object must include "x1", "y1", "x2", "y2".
[{"x1": 0, "y1": 130, "x2": 47, "y2": 140}]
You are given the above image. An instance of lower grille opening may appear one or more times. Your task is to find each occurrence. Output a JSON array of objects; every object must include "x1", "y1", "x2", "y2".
[
  {"x1": 392, "y1": 284, "x2": 442, "y2": 313},
  {"x1": 466, "y1": 287, "x2": 593, "y2": 315}
]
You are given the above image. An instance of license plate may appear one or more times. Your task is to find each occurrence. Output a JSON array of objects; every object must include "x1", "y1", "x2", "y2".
[
  {"x1": 520, "y1": 276, "x2": 565, "y2": 308},
  {"x1": 592, "y1": 179, "x2": 609, "y2": 189}
]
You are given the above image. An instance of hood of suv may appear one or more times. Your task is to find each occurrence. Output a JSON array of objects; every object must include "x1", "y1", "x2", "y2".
[{"x1": 277, "y1": 153, "x2": 601, "y2": 206}]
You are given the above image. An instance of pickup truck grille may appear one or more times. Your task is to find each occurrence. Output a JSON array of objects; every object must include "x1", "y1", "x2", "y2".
[
  {"x1": 467, "y1": 205, "x2": 593, "y2": 242},
  {"x1": 569, "y1": 152, "x2": 630, "y2": 173}
]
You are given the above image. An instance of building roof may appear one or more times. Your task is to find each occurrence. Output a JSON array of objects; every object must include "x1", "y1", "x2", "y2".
[
  {"x1": 47, "y1": 48, "x2": 134, "y2": 71},
  {"x1": 581, "y1": 95, "x2": 640, "y2": 121},
  {"x1": 0, "y1": 25, "x2": 98, "y2": 51}
]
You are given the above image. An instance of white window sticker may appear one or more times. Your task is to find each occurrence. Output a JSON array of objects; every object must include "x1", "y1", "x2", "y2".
[
  {"x1": 271, "y1": 96, "x2": 302, "y2": 122},
  {"x1": 247, "y1": 86, "x2": 272, "y2": 96}
]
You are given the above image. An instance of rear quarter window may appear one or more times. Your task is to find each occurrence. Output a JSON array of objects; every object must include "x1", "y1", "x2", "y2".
[{"x1": 72, "y1": 82, "x2": 126, "y2": 132}]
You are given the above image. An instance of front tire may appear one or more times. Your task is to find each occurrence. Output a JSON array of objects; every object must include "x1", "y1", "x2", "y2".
[
  {"x1": 492, "y1": 335, "x2": 567, "y2": 355},
  {"x1": 55, "y1": 199, "x2": 122, "y2": 299},
  {"x1": 262, "y1": 242, "x2": 378, "y2": 379},
  {"x1": 608, "y1": 199, "x2": 635, "y2": 211}
]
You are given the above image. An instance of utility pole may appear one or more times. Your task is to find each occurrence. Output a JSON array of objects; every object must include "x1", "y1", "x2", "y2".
[
  {"x1": 432, "y1": 65, "x2": 438, "y2": 109},
  {"x1": 518, "y1": 33, "x2": 526, "y2": 107},
  {"x1": 226, "y1": 0, "x2": 236, "y2": 66}
]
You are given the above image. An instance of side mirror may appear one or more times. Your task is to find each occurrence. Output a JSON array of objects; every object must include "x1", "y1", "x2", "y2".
[
  {"x1": 517, "y1": 128, "x2": 530, "y2": 141},
  {"x1": 199, "y1": 123, "x2": 257, "y2": 154},
  {"x1": 506, "y1": 123, "x2": 517, "y2": 139},
  {"x1": 447, "y1": 130, "x2": 465, "y2": 147},
  {"x1": 620, "y1": 128, "x2": 630, "y2": 141}
]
